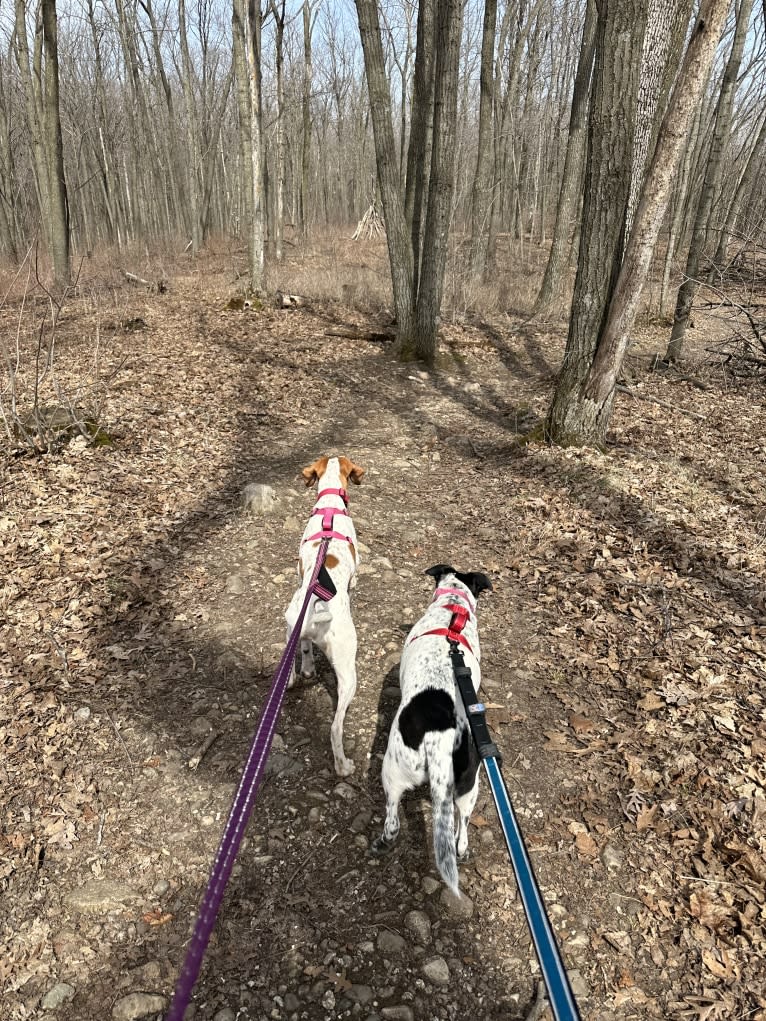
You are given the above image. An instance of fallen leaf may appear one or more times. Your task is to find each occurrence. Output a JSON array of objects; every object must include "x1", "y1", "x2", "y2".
[
  {"x1": 568, "y1": 712, "x2": 595, "y2": 734},
  {"x1": 142, "y1": 910, "x2": 172, "y2": 927}
]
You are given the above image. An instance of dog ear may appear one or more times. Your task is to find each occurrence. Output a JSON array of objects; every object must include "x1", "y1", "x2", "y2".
[
  {"x1": 301, "y1": 456, "x2": 328, "y2": 487},
  {"x1": 425, "y1": 564, "x2": 455, "y2": 585},
  {"x1": 456, "y1": 571, "x2": 493, "y2": 598},
  {"x1": 339, "y1": 456, "x2": 365, "y2": 485}
]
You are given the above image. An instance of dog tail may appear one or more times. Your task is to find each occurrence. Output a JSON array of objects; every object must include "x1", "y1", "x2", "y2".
[{"x1": 425, "y1": 735, "x2": 460, "y2": 896}]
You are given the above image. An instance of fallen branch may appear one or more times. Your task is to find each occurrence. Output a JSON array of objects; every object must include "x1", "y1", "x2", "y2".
[
  {"x1": 122, "y1": 270, "x2": 150, "y2": 287},
  {"x1": 324, "y1": 326, "x2": 395, "y2": 343},
  {"x1": 616, "y1": 384, "x2": 707, "y2": 420},
  {"x1": 188, "y1": 730, "x2": 219, "y2": 770},
  {"x1": 523, "y1": 982, "x2": 548, "y2": 1021}
]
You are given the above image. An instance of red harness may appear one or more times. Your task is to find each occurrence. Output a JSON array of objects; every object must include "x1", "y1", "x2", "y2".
[{"x1": 409, "y1": 600, "x2": 474, "y2": 655}]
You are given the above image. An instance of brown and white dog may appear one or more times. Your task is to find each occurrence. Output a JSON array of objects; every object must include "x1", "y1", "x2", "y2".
[{"x1": 286, "y1": 455, "x2": 365, "y2": 776}]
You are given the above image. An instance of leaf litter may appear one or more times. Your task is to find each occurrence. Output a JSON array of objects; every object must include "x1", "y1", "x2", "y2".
[{"x1": 0, "y1": 250, "x2": 765, "y2": 1019}]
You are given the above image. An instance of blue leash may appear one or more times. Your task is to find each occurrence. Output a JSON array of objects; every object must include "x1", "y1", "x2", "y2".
[{"x1": 449, "y1": 640, "x2": 581, "y2": 1021}]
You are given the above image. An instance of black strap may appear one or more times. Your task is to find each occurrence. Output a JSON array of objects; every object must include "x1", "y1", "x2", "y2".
[
  {"x1": 316, "y1": 564, "x2": 337, "y2": 599},
  {"x1": 448, "y1": 641, "x2": 502, "y2": 764}
]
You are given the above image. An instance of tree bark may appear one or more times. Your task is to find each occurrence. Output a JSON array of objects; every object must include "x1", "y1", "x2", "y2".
[
  {"x1": 666, "y1": 0, "x2": 750, "y2": 361},
  {"x1": 533, "y1": 0, "x2": 597, "y2": 315},
  {"x1": 414, "y1": 0, "x2": 465, "y2": 359},
  {"x1": 546, "y1": 0, "x2": 649, "y2": 444},
  {"x1": 300, "y1": 1, "x2": 313, "y2": 238},
  {"x1": 468, "y1": 0, "x2": 498, "y2": 282},
  {"x1": 354, "y1": 0, "x2": 416, "y2": 344},
  {"x1": 547, "y1": 0, "x2": 729, "y2": 446}
]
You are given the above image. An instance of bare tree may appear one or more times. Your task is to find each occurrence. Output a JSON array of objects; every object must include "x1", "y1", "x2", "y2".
[
  {"x1": 666, "y1": 0, "x2": 752, "y2": 361},
  {"x1": 547, "y1": 0, "x2": 730, "y2": 446},
  {"x1": 533, "y1": 0, "x2": 597, "y2": 315}
]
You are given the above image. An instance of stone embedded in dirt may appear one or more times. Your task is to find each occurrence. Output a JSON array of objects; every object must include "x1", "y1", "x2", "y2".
[
  {"x1": 308, "y1": 806, "x2": 321, "y2": 824},
  {"x1": 600, "y1": 843, "x2": 623, "y2": 871},
  {"x1": 42, "y1": 983, "x2": 76, "y2": 1010},
  {"x1": 225, "y1": 574, "x2": 246, "y2": 595},
  {"x1": 421, "y1": 876, "x2": 440, "y2": 896},
  {"x1": 333, "y1": 782, "x2": 355, "y2": 801},
  {"x1": 354, "y1": 834, "x2": 369, "y2": 849},
  {"x1": 213, "y1": 1009, "x2": 236, "y2": 1021},
  {"x1": 74, "y1": 707, "x2": 91, "y2": 722},
  {"x1": 283, "y1": 515, "x2": 302, "y2": 531},
  {"x1": 284, "y1": 993, "x2": 300, "y2": 1012},
  {"x1": 64, "y1": 880, "x2": 140, "y2": 915},
  {"x1": 264, "y1": 751, "x2": 303, "y2": 779},
  {"x1": 568, "y1": 969, "x2": 589, "y2": 1000},
  {"x1": 321, "y1": 989, "x2": 336, "y2": 1010},
  {"x1": 151, "y1": 879, "x2": 170, "y2": 897},
  {"x1": 439, "y1": 887, "x2": 473, "y2": 919},
  {"x1": 111, "y1": 992, "x2": 167, "y2": 1020},
  {"x1": 347, "y1": 985, "x2": 374, "y2": 1004},
  {"x1": 242, "y1": 483, "x2": 280, "y2": 516},
  {"x1": 351, "y1": 809, "x2": 372, "y2": 833},
  {"x1": 381, "y1": 1008, "x2": 414, "y2": 1021},
  {"x1": 373, "y1": 556, "x2": 393, "y2": 570},
  {"x1": 376, "y1": 928, "x2": 406, "y2": 954},
  {"x1": 404, "y1": 909, "x2": 432, "y2": 944},
  {"x1": 421, "y1": 956, "x2": 450, "y2": 986}
]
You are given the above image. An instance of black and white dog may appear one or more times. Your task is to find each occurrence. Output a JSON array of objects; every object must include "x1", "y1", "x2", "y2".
[{"x1": 372, "y1": 565, "x2": 492, "y2": 893}]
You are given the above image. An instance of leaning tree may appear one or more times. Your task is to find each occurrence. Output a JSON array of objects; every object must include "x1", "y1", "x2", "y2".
[{"x1": 545, "y1": 0, "x2": 731, "y2": 447}]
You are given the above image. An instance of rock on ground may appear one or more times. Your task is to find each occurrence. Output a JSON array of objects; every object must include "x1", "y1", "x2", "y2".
[
  {"x1": 63, "y1": 880, "x2": 140, "y2": 915},
  {"x1": 41, "y1": 983, "x2": 76, "y2": 1010},
  {"x1": 421, "y1": 956, "x2": 451, "y2": 986},
  {"x1": 111, "y1": 992, "x2": 167, "y2": 1020}
]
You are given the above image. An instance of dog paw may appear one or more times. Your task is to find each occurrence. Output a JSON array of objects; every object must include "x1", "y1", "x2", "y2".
[
  {"x1": 457, "y1": 847, "x2": 471, "y2": 863},
  {"x1": 370, "y1": 836, "x2": 395, "y2": 857},
  {"x1": 334, "y1": 757, "x2": 355, "y2": 777}
]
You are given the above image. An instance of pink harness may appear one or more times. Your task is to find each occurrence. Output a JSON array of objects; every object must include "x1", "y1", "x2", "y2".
[{"x1": 301, "y1": 487, "x2": 354, "y2": 545}]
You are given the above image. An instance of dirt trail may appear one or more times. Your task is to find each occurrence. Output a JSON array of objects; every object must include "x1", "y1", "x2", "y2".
[{"x1": 2, "y1": 261, "x2": 765, "y2": 1021}]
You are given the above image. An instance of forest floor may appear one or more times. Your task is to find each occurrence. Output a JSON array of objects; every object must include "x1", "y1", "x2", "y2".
[{"x1": 2, "y1": 237, "x2": 765, "y2": 1021}]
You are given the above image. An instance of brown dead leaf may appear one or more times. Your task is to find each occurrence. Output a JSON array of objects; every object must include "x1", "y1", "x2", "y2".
[
  {"x1": 701, "y1": 946, "x2": 739, "y2": 981},
  {"x1": 636, "y1": 804, "x2": 659, "y2": 832},
  {"x1": 469, "y1": 815, "x2": 490, "y2": 828},
  {"x1": 574, "y1": 830, "x2": 598, "y2": 856},
  {"x1": 689, "y1": 891, "x2": 734, "y2": 931},
  {"x1": 142, "y1": 910, "x2": 173, "y2": 927},
  {"x1": 637, "y1": 692, "x2": 665, "y2": 711},
  {"x1": 568, "y1": 712, "x2": 595, "y2": 734}
]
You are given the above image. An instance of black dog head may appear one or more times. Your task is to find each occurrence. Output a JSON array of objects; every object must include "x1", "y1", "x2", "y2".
[{"x1": 425, "y1": 564, "x2": 493, "y2": 599}]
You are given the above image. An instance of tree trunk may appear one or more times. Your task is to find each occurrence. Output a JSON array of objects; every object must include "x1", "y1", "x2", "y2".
[
  {"x1": 300, "y1": 1, "x2": 313, "y2": 238},
  {"x1": 710, "y1": 109, "x2": 766, "y2": 279},
  {"x1": 354, "y1": 0, "x2": 416, "y2": 344},
  {"x1": 585, "y1": 0, "x2": 731, "y2": 403},
  {"x1": 625, "y1": 0, "x2": 693, "y2": 240},
  {"x1": 666, "y1": 0, "x2": 750, "y2": 361},
  {"x1": 269, "y1": 0, "x2": 286, "y2": 260},
  {"x1": 179, "y1": 0, "x2": 202, "y2": 253},
  {"x1": 546, "y1": 0, "x2": 649, "y2": 444},
  {"x1": 232, "y1": 0, "x2": 266, "y2": 293},
  {"x1": 547, "y1": 0, "x2": 728, "y2": 446},
  {"x1": 414, "y1": 0, "x2": 465, "y2": 360},
  {"x1": 468, "y1": 0, "x2": 497, "y2": 282},
  {"x1": 533, "y1": 0, "x2": 597, "y2": 315},
  {"x1": 404, "y1": 0, "x2": 435, "y2": 298}
]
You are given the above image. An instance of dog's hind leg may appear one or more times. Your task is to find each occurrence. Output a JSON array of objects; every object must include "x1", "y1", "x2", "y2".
[
  {"x1": 325, "y1": 627, "x2": 357, "y2": 776},
  {"x1": 300, "y1": 640, "x2": 315, "y2": 678},
  {"x1": 455, "y1": 773, "x2": 480, "y2": 861},
  {"x1": 371, "y1": 748, "x2": 407, "y2": 854}
]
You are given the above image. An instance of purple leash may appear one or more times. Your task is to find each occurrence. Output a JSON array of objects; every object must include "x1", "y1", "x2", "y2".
[{"x1": 166, "y1": 537, "x2": 331, "y2": 1021}]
